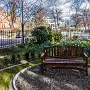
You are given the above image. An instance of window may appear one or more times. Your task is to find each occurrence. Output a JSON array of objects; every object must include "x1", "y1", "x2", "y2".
[
  {"x1": 4, "y1": 22, "x2": 10, "y2": 28},
  {"x1": 1, "y1": 16, "x2": 4, "y2": 20},
  {"x1": 0, "y1": 22, "x2": 3, "y2": 28}
]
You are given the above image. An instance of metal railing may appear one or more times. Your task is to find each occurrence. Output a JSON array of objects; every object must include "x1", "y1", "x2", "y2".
[{"x1": 0, "y1": 30, "x2": 22, "y2": 48}]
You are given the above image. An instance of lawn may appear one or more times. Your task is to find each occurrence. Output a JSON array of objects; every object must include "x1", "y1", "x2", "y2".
[{"x1": 0, "y1": 60, "x2": 41, "y2": 90}]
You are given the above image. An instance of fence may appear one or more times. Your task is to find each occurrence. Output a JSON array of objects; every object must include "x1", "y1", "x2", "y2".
[
  {"x1": 0, "y1": 29, "x2": 30, "y2": 69},
  {"x1": 0, "y1": 30, "x2": 25, "y2": 48}
]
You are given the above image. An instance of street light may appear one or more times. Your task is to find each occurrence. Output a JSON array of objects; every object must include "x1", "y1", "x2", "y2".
[{"x1": 21, "y1": 0, "x2": 24, "y2": 44}]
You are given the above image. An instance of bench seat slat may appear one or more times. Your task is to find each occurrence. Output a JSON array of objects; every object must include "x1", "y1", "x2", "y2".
[{"x1": 43, "y1": 60, "x2": 86, "y2": 64}]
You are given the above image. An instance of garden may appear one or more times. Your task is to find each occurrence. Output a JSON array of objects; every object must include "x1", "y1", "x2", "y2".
[
  {"x1": 1, "y1": 26, "x2": 90, "y2": 69},
  {"x1": 1, "y1": 0, "x2": 90, "y2": 89},
  {"x1": 0, "y1": 26, "x2": 90, "y2": 90}
]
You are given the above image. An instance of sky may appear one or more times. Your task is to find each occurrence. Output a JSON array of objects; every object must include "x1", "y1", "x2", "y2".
[
  {"x1": 0, "y1": 0, "x2": 90, "y2": 20},
  {"x1": 58, "y1": 0, "x2": 90, "y2": 20}
]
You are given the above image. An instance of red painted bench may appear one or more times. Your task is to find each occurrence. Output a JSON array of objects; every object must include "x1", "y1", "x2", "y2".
[{"x1": 41, "y1": 46, "x2": 88, "y2": 75}]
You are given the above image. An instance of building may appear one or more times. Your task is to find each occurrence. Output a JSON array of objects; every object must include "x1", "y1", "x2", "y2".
[
  {"x1": 45, "y1": 17, "x2": 65, "y2": 31},
  {"x1": 45, "y1": 17, "x2": 56, "y2": 30},
  {"x1": 0, "y1": 6, "x2": 21, "y2": 30},
  {"x1": 29, "y1": 16, "x2": 65, "y2": 31}
]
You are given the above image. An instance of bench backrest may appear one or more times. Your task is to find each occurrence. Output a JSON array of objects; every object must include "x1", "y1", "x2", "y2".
[{"x1": 44, "y1": 46, "x2": 84, "y2": 59}]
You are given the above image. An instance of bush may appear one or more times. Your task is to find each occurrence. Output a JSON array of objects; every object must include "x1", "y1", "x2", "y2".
[
  {"x1": 52, "y1": 31, "x2": 62, "y2": 42},
  {"x1": 0, "y1": 56, "x2": 8, "y2": 68},
  {"x1": 2, "y1": 56, "x2": 8, "y2": 67},
  {"x1": 25, "y1": 37, "x2": 37, "y2": 45},
  {"x1": 11, "y1": 54, "x2": 16, "y2": 64},
  {"x1": 47, "y1": 27, "x2": 52, "y2": 41},
  {"x1": 73, "y1": 35, "x2": 78, "y2": 40},
  {"x1": 31, "y1": 26, "x2": 52, "y2": 44}
]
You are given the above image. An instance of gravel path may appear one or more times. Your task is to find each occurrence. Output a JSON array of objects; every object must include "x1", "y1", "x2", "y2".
[{"x1": 16, "y1": 65, "x2": 90, "y2": 90}]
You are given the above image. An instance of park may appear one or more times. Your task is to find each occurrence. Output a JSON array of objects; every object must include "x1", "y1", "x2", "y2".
[{"x1": 0, "y1": 0, "x2": 90, "y2": 90}]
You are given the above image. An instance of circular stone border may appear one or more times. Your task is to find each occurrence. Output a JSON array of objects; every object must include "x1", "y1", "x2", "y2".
[
  {"x1": 12, "y1": 64, "x2": 90, "y2": 90},
  {"x1": 12, "y1": 64, "x2": 40, "y2": 90}
]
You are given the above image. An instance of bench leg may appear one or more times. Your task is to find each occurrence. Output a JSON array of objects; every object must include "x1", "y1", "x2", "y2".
[
  {"x1": 85, "y1": 65, "x2": 88, "y2": 76},
  {"x1": 86, "y1": 71, "x2": 88, "y2": 76}
]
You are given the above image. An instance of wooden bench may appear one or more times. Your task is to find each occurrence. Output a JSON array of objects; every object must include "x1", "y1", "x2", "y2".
[{"x1": 41, "y1": 46, "x2": 88, "y2": 75}]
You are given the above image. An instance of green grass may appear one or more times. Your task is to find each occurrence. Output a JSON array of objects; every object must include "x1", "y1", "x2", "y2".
[{"x1": 0, "y1": 60, "x2": 41, "y2": 90}]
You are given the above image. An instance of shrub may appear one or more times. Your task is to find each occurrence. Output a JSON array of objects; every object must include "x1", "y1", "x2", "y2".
[
  {"x1": 47, "y1": 27, "x2": 52, "y2": 42},
  {"x1": 11, "y1": 54, "x2": 16, "y2": 64},
  {"x1": 25, "y1": 37, "x2": 37, "y2": 45},
  {"x1": 31, "y1": 26, "x2": 52, "y2": 44},
  {"x1": 52, "y1": 31, "x2": 62, "y2": 42},
  {"x1": 2, "y1": 56, "x2": 8, "y2": 67},
  {"x1": 73, "y1": 35, "x2": 78, "y2": 40},
  {"x1": 16, "y1": 53, "x2": 22, "y2": 63}
]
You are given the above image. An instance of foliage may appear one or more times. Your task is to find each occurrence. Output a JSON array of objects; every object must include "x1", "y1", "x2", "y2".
[
  {"x1": 31, "y1": 26, "x2": 52, "y2": 44},
  {"x1": 1, "y1": 39, "x2": 90, "y2": 69},
  {"x1": 2, "y1": 56, "x2": 8, "y2": 67},
  {"x1": 0, "y1": 56, "x2": 8, "y2": 68},
  {"x1": 72, "y1": 35, "x2": 78, "y2": 40},
  {"x1": 47, "y1": 27, "x2": 52, "y2": 42},
  {"x1": 25, "y1": 37, "x2": 37, "y2": 45},
  {"x1": 57, "y1": 40, "x2": 90, "y2": 55},
  {"x1": 20, "y1": 41, "x2": 53, "y2": 61},
  {"x1": 52, "y1": 31, "x2": 62, "y2": 42},
  {"x1": 11, "y1": 54, "x2": 16, "y2": 64},
  {"x1": 19, "y1": 40, "x2": 90, "y2": 59}
]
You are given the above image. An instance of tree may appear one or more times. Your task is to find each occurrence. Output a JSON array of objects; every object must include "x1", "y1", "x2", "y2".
[
  {"x1": 80, "y1": 5, "x2": 90, "y2": 30},
  {"x1": 66, "y1": 0, "x2": 86, "y2": 31},
  {"x1": 71, "y1": 1, "x2": 90, "y2": 31},
  {"x1": 49, "y1": 6, "x2": 62, "y2": 31},
  {"x1": 1, "y1": 0, "x2": 19, "y2": 29},
  {"x1": 33, "y1": 7, "x2": 46, "y2": 27},
  {"x1": 71, "y1": 13, "x2": 81, "y2": 30}
]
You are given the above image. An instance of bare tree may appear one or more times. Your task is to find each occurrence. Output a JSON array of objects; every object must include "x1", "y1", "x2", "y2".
[
  {"x1": 33, "y1": 7, "x2": 46, "y2": 27},
  {"x1": 71, "y1": 13, "x2": 81, "y2": 30},
  {"x1": 9, "y1": 0, "x2": 19, "y2": 29},
  {"x1": 80, "y1": 5, "x2": 90, "y2": 30},
  {"x1": 48, "y1": 6, "x2": 62, "y2": 31},
  {"x1": 0, "y1": 0, "x2": 19, "y2": 29}
]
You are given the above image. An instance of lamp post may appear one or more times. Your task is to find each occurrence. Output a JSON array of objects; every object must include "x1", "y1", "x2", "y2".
[{"x1": 21, "y1": 0, "x2": 24, "y2": 44}]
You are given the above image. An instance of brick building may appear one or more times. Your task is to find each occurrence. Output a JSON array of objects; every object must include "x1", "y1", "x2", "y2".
[{"x1": 0, "y1": 6, "x2": 21, "y2": 30}]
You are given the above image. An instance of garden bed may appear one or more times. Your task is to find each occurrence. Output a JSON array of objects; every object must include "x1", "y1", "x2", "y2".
[{"x1": 15, "y1": 65, "x2": 90, "y2": 90}]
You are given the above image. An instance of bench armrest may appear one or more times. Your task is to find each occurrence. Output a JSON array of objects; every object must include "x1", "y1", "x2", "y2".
[
  {"x1": 84, "y1": 53, "x2": 88, "y2": 58},
  {"x1": 83, "y1": 53, "x2": 88, "y2": 63},
  {"x1": 41, "y1": 53, "x2": 45, "y2": 63},
  {"x1": 41, "y1": 53, "x2": 44, "y2": 58}
]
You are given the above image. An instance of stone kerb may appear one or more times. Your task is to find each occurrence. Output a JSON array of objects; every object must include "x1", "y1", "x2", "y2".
[{"x1": 12, "y1": 66, "x2": 31, "y2": 90}]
